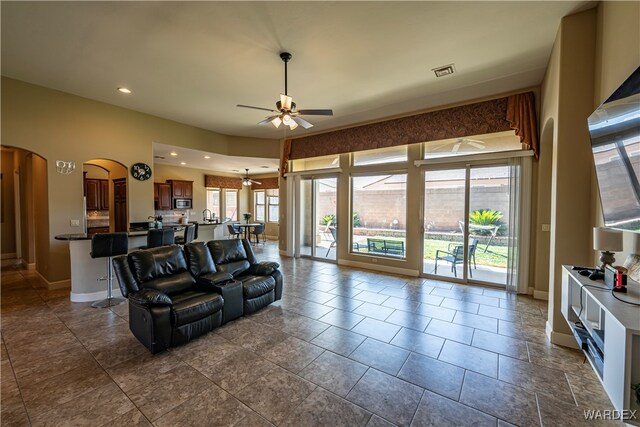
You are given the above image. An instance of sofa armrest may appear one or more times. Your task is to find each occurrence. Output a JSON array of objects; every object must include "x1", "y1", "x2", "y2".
[
  {"x1": 248, "y1": 261, "x2": 280, "y2": 276},
  {"x1": 113, "y1": 255, "x2": 139, "y2": 297},
  {"x1": 128, "y1": 289, "x2": 172, "y2": 307},
  {"x1": 197, "y1": 271, "x2": 234, "y2": 288}
]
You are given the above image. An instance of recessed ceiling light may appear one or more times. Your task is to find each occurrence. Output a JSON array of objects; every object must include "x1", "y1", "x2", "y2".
[
  {"x1": 180, "y1": 162, "x2": 186, "y2": 165},
  {"x1": 117, "y1": 87, "x2": 132, "y2": 94},
  {"x1": 204, "y1": 155, "x2": 211, "y2": 159},
  {"x1": 170, "y1": 152, "x2": 178, "y2": 156}
]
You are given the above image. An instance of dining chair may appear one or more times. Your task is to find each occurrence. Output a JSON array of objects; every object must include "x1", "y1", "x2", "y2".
[
  {"x1": 227, "y1": 223, "x2": 241, "y2": 239},
  {"x1": 251, "y1": 224, "x2": 266, "y2": 245}
]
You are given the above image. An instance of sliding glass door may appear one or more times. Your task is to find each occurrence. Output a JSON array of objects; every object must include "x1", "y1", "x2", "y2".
[
  {"x1": 298, "y1": 177, "x2": 338, "y2": 260},
  {"x1": 422, "y1": 163, "x2": 515, "y2": 287}
]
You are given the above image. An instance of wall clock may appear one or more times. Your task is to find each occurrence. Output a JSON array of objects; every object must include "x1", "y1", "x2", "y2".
[{"x1": 131, "y1": 163, "x2": 152, "y2": 181}]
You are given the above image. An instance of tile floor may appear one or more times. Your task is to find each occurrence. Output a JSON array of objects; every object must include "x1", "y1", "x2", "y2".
[{"x1": 0, "y1": 243, "x2": 622, "y2": 426}]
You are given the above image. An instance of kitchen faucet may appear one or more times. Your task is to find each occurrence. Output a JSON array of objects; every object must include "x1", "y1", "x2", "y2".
[{"x1": 203, "y1": 209, "x2": 212, "y2": 222}]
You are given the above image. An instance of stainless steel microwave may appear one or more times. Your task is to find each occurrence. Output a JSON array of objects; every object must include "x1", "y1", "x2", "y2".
[{"x1": 174, "y1": 198, "x2": 192, "y2": 209}]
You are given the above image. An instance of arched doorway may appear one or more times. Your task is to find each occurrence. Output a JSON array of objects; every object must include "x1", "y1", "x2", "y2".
[
  {"x1": 83, "y1": 159, "x2": 128, "y2": 233},
  {"x1": 0, "y1": 146, "x2": 48, "y2": 272}
]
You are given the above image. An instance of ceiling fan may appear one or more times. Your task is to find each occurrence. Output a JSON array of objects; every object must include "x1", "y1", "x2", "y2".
[
  {"x1": 237, "y1": 52, "x2": 333, "y2": 130},
  {"x1": 242, "y1": 169, "x2": 261, "y2": 187},
  {"x1": 431, "y1": 138, "x2": 486, "y2": 154}
]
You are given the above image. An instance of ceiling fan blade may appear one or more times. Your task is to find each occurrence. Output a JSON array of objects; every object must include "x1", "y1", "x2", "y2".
[
  {"x1": 280, "y1": 94, "x2": 293, "y2": 111},
  {"x1": 297, "y1": 109, "x2": 333, "y2": 116},
  {"x1": 237, "y1": 104, "x2": 278, "y2": 113},
  {"x1": 293, "y1": 116, "x2": 314, "y2": 129},
  {"x1": 250, "y1": 179, "x2": 262, "y2": 185},
  {"x1": 257, "y1": 115, "x2": 280, "y2": 125},
  {"x1": 468, "y1": 141, "x2": 485, "y2": 149},
  {"x1": 452, "y1": 142, "x2": 462, "y2": 153}
]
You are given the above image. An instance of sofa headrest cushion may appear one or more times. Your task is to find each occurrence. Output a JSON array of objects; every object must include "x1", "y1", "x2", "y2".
[
  {"x1": 208, "y1": 239, "x2": 248, "y2": 265},
  {"x1": 129, "y1": 245, "x2": 189, "y2": 283},
  {"x1": 184, "y1": 242, "x2": 217, "y2": 277}
]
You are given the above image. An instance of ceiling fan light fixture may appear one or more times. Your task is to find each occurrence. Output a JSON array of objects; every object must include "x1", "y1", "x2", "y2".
[
  {"x1": 282, "y1": 113, "x2": 293, "y2": 126},
  {"x1": 242, "y1": 179, "x2": 252, "y2": 186},
  {"x1": 288, "y1": 120, "x2": 298, "y2": 130},
  {"x1": 271, "y1": 116, "x2": 282, "y2": 128}
]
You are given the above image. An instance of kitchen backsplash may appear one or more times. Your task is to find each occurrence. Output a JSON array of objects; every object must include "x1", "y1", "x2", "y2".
[
  {"x1": 154, "y1": 209, "x2": 191, "y2": 224},
  {"x1": 87, "y1": 210, "x2": 109, "y2": 227}
]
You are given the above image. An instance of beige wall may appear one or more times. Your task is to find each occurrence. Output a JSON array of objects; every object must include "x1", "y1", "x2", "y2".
[
  {"x1": 1, "y1": 77, "x2": 278, "y2": 282},
  {"x1": 1, "y1": 149, "x2": 17, "y2": 256},
  {"x1": 542, "y1": 2, "x2": 639, "y2": 343}
]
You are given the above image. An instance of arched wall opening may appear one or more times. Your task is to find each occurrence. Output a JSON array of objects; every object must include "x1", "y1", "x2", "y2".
[
  {"x1": 83, "y1": 159, "x2": 128, "y2": 233},
  {"x1": 0, "y1": 146, "x2": 49, "y2": 273}
]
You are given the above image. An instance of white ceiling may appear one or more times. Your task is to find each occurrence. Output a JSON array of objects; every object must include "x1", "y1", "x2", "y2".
[
  {"x1": 153, "y1": 143, "x2": 279, "y2": 175},
  {"x1": 1, "y1": 1, "x2": 592, "y2": 141}
]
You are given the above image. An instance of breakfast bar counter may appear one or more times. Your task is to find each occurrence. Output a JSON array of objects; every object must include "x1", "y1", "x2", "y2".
[{"x1": 55, "y1": 222, "x2": 227, "y2": 302}]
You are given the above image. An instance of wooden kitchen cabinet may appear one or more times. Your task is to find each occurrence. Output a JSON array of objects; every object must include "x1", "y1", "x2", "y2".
[
  {"x1": 155, "y1": 183, "x2": 172, "y2": 210},
  {"x1": 100, "y1": 180, "x2": 109, "y2": 210},
  {"x1": 167, "y1": 180, "x2": 193, "y2": 199},
  {"x1": 85, "y1": 179, "x2": 100, "y2": 210},
  {"x1": 84, "y1": 178, "x2": 109, "y2": 210}
]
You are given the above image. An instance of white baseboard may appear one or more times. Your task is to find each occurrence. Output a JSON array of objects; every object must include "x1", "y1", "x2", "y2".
[
  {"x1": 338, "y1": 259, "x2": 419, "y2": 277},
  {"x1": 1, "y1": 253, "x2": 16, "y2": 260},
  {"x1": 545, "y1": 321, "x2": 579, "y2": 349},
  {"x1": 70, "y1": 288, "x2": 123, "y2": 303},
  {"x1": 533, "y1": 290, "x2": 549, "y2": 300}
]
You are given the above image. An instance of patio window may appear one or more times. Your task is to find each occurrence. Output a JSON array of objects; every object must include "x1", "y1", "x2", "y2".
[
  {"x1": 351, "y1": 173, "x2": 407, "y2": 258},
  {"x1": 267, "y1": 189, "x2": 279, "y2": 223},
  {"x1": 205, "y1": 188, "x2": 221, "y2": 219},
  {"x1": 224, "y1": 189, "x2": 238, "y2": 221},
  {"x1": 353, "y1": 145, "x2": 407, "y2": 166},
  {"x1": 291, "y1": 154, "x2": 340, "y2": 172},
  {"x1": 424, "y1": 130, "x2": 524, "y2": 159},
  {"x1": 255, "y1": 191, "x2": 265, "y2": 221}
]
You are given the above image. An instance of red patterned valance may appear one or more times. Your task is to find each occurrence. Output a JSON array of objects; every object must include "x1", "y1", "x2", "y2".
[
  {"x1": 204, "y1": 175, "x2": 242, "y2": 189},
  {"x1": 287, "y1": 92, "x2": 538, "y2": 160},
  {"x1": 290, "y1": 98, "x2": 511, "y2": 159},
  {"x1": 251, "y1": 177, "x2": 279, "y2": 190}
]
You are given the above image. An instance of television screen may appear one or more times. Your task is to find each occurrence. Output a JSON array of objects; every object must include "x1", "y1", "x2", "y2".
[{"x1": 588, "y1": 66, "x2": 640, "y2": 233}]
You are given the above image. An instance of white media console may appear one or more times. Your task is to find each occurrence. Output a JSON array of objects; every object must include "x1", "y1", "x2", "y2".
[{"x1": 561, "y1": 266, "x2": 640, "y2": 425}]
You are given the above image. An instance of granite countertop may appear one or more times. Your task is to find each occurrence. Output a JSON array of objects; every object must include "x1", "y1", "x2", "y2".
[
  {"x1": 55, "y1": 220, "x2": 228, "y2": 241},
  {"x1": 55, "y1": 227, "x2": 184, "y2": 241}
]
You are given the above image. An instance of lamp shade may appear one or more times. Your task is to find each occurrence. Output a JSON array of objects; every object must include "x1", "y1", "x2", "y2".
[{"x1": 593, "y1": 227, "x2": 623, "y2": 251}]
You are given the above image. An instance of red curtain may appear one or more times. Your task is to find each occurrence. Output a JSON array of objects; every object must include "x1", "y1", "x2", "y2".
[
  {"x1": 280, "y1": 139, "x2": 292, "y2": 178},
  {"x1": 507, "y1": 92, "x2": 539, "y2": 159}
]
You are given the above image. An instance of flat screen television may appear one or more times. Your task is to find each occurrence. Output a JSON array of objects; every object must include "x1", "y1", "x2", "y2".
[{"x1": 588, "y1": 66, "x2": 640, "y2": 233}]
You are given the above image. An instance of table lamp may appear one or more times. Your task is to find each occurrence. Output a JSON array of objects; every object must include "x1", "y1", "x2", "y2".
[{"x1": 593, "y1": 227, "x2": 623, "y2": 270}]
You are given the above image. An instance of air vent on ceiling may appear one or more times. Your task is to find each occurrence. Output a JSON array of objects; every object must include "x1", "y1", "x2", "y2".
[
  {"x1": 154, "y1": 155, "x2": 165, "y2": 160},
  {"x1": 260, "y1": 166, "x2": 269, "y2": 169},
  {"x1": 432, "y1": 64, "x2": 456, "y2": 78}
]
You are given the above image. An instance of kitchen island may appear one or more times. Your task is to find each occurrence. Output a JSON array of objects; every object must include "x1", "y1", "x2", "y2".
[{"x1": 55, "y1": 222, "x2": 228, "y2": 302}]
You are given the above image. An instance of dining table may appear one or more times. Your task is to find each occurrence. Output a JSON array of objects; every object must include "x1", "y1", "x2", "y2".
[{"x1": 236, "y1": 223, "x2": 261, "y2": 240}]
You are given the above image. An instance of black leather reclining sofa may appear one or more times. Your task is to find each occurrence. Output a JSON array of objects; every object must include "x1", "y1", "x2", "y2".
[{"x1": 113, "y1": 238, "x2": 282, "y2": 353}]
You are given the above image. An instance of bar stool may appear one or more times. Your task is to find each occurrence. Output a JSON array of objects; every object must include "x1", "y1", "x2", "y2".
[
  {"x1": 175, "y1": 224, "x2": 196, "y2": 245},
  {"x1": 90, "y1": 232, "x2": 128, "y2": 308},
  {"x1": 146, "y1": 228, "x2": 175, "y2": 249}
]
